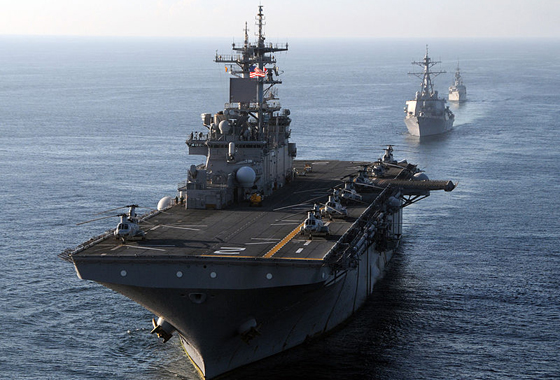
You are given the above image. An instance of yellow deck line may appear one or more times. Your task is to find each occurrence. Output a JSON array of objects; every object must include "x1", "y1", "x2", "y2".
[{"x1": 263, "y1": 222, "x2": 304, "y2": 258}]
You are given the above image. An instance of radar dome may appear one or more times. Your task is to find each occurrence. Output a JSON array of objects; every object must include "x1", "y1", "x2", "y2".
[
  {"x1": 157, "y1": 196, "x2": 174, "y2": 211},
  {"x1": 413, "y1": 173, "x2": 429, "y2": 181},
  {"x1": 236, "y1": 166, "x2": 256, "y2": 188},
  {"x1": 219, "y1": 120, "x2": 231, "y2": 134}
]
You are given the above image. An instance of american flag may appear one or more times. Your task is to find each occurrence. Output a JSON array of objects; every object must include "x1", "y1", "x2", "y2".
[{"x1": 250, "y1": 66, "x2": 267, "y2": 78}]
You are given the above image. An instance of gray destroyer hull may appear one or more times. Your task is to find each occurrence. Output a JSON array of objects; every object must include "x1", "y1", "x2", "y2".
[{"x1": 404, "y1": 115, "x2": 454, "y2": 137}]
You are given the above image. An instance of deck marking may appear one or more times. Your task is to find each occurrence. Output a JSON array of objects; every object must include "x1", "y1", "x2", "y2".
[
  {"x1": 213, "y1": 247, "x2": 246, "y2": 255},
  {"x1": 304, "y1": 240, "x2": 312, "y2": 246},
  {"x1": 271, "y1": 222, "x2": 301, "y2": 226},
  {"x1": 123, "y1": 245, "x2": 167, "y2": 252},
  {"x1": 296, "y1": 248, "x2": 304, "y2": 254},
  {"x1": 149, "y1": 225, "x2": 161, "y2": 231},
  {"x1": 161, "y1": 225, "x2": 202, "y2": 231},
  {"x1": 263, "y1": 222, "x2": 304, "y2": 258}
]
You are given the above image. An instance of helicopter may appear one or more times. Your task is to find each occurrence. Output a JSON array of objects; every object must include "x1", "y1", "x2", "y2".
[
  {"x1": 320, "y1": 191, "x2": 348, "y2": 220},
  {"x1": 341, "y1": 165, "x2": 376, "y2": 192},
  {"x1": 77, "y1": 204, "x2": 146, "y2": 243},
  {"x1": 300, "y1": 204, "x2": 330, "y2": 238},
  {"x1": 381, "y1": 145, "x2": 397, "y2": 164},
  {"x1": 338, "y1": 180, "x2": 363, "y2": 204},
  {"x1": 114, "y1": 205, "x2": 146, "y2": 242}
]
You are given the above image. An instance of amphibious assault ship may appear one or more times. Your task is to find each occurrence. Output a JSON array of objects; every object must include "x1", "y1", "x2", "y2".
[
  {"x1": 449, "y1": 63, "x2": 467, "y2": 102},
  {"x1": 404, "y1": 46, "x2": 455, "y2": 136},
  {"x1": 61, "y1": 7, "x2": 456, "y2": 379}
]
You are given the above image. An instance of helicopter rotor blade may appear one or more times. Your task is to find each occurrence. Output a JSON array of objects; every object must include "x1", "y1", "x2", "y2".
[
  {"x1": 77, "y1": 214, "x2": 118, "y2": 226},
  {"x1": 92, "y1": 206, "x2": 126, "y2": 216}
]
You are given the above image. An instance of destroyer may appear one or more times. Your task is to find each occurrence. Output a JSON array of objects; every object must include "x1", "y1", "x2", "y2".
[
  {"x1": 404, "y1": 46, "x2": 455, "y2": 136},
  {"x1": 61, "y1": 7, "x2": 455, "y2": 379},
  {"x1": 449, "y1": 63, "x2": 467, "y2": 102}
]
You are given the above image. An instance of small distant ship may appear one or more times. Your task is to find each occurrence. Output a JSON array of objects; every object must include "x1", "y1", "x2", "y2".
[
  {"x1": 61, "y1": 8, "x2": 456, "y2": 379},
  {"x1": 404, "y1": 46, "x2": 454, "y2": 137},
  {"x1": 448, "y1": 63, "x2": 467, "y2": 102}
]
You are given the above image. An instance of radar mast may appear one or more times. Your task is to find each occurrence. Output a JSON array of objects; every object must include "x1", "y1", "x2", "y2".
[
  {"x1": 408, "y1": 45, "x2": 446, "y2": 98},
  {"x1": 215, "y1": 5, "x2": 288, "y2": 137}
]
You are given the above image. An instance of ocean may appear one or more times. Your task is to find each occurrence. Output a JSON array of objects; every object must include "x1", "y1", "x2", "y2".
[{"x1": 0, "y1": 36, "x2": 559, "y2": 379}]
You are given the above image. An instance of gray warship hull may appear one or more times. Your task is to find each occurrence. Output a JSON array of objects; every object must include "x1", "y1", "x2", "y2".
[
  {"x1": 94, "y1": 237, "x2": 396, "y2": 378},
  {"x1": 67, "y1": 158, "x2": 453, "y2": 378},
  {"x1": 448, "y1": 85, "x2": 467, "y2": 102},
  {"x1": 404, "y1": 114, "x2": 454, "y2": 137},
  {"x1": 69, "y1": 160, "x2": 406, "y2": 378}
]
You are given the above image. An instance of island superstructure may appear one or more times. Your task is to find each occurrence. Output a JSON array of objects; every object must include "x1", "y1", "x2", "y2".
[
  {"x1": 404, "y1": 46, "x2": 455, "y2": 136},
  {"x1": 448, "y1": 63, "x2": 467, "y2": 102},
  {"x1": 61, "y1": 7, "x2": 456, "y2": 379}
]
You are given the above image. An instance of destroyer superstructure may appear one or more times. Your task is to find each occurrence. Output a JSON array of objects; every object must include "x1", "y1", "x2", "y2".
[
  {"x1": 404, "y1": 46, "x2": 454, "y2": 136},
  {"x1": 449, "y1": 63, "x2": 467, "y2": 102},
  {"x1": 62, "y1": 7, "x2": 456, "y2": 379}
]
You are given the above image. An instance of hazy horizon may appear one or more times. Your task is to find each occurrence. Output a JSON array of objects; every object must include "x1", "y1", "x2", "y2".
[{"x1": 1, "y1": 0, "x2": 559, "y2": 39}]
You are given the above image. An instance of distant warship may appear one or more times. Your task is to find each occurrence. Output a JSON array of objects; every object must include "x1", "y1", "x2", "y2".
[
  {"x1": 449, "y1": 63, "x2": 467, "y2": 102},
  {"x1": 61, "y1": 8, "x2": 456, "y2": 379},
  {"x1": 404, "y1": 46, "x2": 454, "y2": 137}
]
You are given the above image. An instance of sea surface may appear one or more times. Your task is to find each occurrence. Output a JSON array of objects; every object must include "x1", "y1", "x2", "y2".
[{"x1": 1, "y1": 36, "x2": 559, "y2": 379}]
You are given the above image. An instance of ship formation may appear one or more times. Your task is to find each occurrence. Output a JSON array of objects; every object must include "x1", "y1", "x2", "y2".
[
  {"x1": 404, "y1": 46, "x2": 455, "y2": 137},
  {"x1": 61, "y1": 7, "x2": 456, "y2": 379},
  {"x1": 449, "y1": 63, "x2": 467, "y2": 102}
]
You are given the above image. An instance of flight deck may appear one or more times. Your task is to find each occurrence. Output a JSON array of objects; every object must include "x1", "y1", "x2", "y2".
[{"x1": 72, "y1": 160, "x2": 389, "y2": 262}]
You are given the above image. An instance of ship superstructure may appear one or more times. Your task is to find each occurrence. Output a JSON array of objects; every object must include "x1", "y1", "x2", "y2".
[
  {"x1": 404, "y1": 46, "x2": 454, "y2": 136},
  {"x1": 448, "y1": 63, "x2": 467, "y2": 102},
  {"x1": 62, "y1": 8, "x2": 456, "y2": 379},
  {"x1": 183, "y1": 6, "x2": 293, "y2": 209}
]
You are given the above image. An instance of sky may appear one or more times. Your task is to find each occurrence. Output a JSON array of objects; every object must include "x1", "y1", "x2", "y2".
[{"x1": 0, "y1": 0, "x2": 559, "y2": 39}]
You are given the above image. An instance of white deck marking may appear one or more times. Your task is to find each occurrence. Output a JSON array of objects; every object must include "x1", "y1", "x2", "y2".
[
  {"x1": 161, "y1": 225, "x2": 203, "y2": 231},
  {"x1": 304, "y1": 240, "x2": 311, "y2": 246},
  {"x1": 213, "y1": 247, "x2": 246, "y2": 254},
  {"x1": 296, "y1": 248, "x2": 304, "y2": 253},
  {"x1": 123, "y1": 245, "x2": 167, "y2": 252}
]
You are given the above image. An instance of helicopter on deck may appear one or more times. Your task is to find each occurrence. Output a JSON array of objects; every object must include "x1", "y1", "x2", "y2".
[
  {"x1": 300, "y1": 204, "x2": 330, "y2": 238},
  {"x1": 114, "y1": 205, "x2": 146, "y2": 242},
  {"x1": 321, "y1": 191, "x2": 348, "y2": 220},
  {"x1": 342, "y1": 166, "x2": 376, "y2": 192},
  {"x1": 338, "y1": 180, "x2": 363, "y2": 204},
  {"x1": 78, "y1": 204, "x2": 147, "y2": 243}
]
